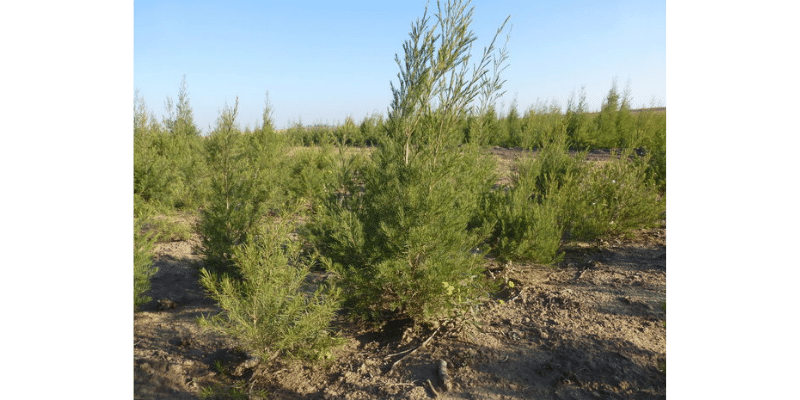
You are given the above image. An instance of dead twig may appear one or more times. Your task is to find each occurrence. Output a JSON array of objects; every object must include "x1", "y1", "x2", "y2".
[
  {"x1": 387, "y1": 326, "x2": 441, "y2": 374},
  {"x1": 385, "y1": 346, "x2": 417, "y2": 358},
  {"x1": 382, "y1": 381, "x2": 418, "y2": 387}
]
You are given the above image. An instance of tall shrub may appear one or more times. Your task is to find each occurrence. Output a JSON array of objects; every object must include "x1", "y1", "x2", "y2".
[
  {"x1": 285, "y1": 145, "x2": 338, "y2": 203},
  {"x1": 616, "y1": 83, "x2": 637, "y2": 149},
  {"x1": 244, "y1": 92, "x2": 289, "y2": 209},
  {"x1": 320, "y1": 0, "x2": 510, "y2": 324}
]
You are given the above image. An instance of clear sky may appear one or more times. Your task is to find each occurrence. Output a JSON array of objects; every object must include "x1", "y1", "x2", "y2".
[{"x1": 135, "y1": 0, "x2": 666, "y2": 132}]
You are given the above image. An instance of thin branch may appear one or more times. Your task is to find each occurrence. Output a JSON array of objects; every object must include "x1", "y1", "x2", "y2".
[{"x1": 387, "y1": 325, "x2": 441, "y2": 374}]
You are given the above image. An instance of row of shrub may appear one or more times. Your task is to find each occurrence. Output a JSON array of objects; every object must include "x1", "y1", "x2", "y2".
[
  {"x1": 275, "y1": 85, "x2": 666, "y2": 193},
  {"x1": 134, "y1": 0, "x2": 665, "y2": 366},
  {"x1": 286, "y1": 89, "x2": 665, "y2": 152},
  {"x1": 134, "y1": 84, "x2": 664, "y2": 213}
]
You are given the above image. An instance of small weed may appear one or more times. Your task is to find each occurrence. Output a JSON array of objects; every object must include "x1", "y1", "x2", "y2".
[{"x1": 141, "y1": 216, "x2": 193, "y2": 243}]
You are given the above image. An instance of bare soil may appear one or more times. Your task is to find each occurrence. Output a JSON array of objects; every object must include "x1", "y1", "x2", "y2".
[{"x1": 134, "y1": 150, "x2": 666, "y2": 400}]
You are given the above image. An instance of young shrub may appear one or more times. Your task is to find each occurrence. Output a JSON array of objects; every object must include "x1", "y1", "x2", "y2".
[
  {"x1": 468, "y1": 105, "x2": 504, "y2": 146},
  {"x1": 141, "y1": 217, "x2": 193, "y2": 243},
  {"x1": 134, "y1": 217, "x2": 158, "y2": 310},
  {"x1": 134, "y1": 92, "x2": 179, "y2": 207},
  {"x1": 161, "y1": 76, "x2": 208, "y2": 209},
  {"x1": 483, "y1": 177, "x2": 564, "y2": 264},
  {"x1": 320, "y1": 0, "x2": 510, "y2": 324},
  {"x1": 526, "y1": 130, "x2": 588, "y2": 199},
  {"x1": 345, "y1": 142, "x2": 497, "y2": 322},
  {"x1": 199, "y1": 219, "x2": 342, "y2": 362},
  {"x1": 359, "y1": 113, "x2": 385, "y2": 146},
  {"x1": 565, "y1": 87, "x2": 593, "y2": 149},
  {"x1": 566, "y1": 151, "x2": 665, "y2": 240},
  {"x1": 310, "y1": 125, "x2": 336, "y2": 146},
  {"x1": 197, "y1": 98, "x2": 286, "y2": 273},
  {"x1": 483, "y1": 131, "x2": 583, "y2": 263},
  {"x1": 285, "y1": 145, "x2": 337, "y2": 203},
  {"x1": 244, "y1": 92, "x2": 289, "y2": 209},
  {"x1": 637, "y1": 109, "x2": 667, "y2": 193},
  {"x1": 503, "y1": 102, "x2": 523, "y2": 148},
  {"x1": 519, "y1": 101, "x2": 567, "y2": 151},
  {"x1": 334, "y1": 116, "x2": 362, "y2": 146},
  {"x1": 286, "y1": 120, "x2": 309, "y2": 146},
  {"x1": 593, "y1": 83, "x2": 620, "y2": 148},
  {"x1": 616, "y1": 84, "x2": 638, "y2": 150}
]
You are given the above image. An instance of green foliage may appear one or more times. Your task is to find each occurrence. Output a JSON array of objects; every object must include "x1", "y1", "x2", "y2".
[
  {"x1": 333, "y1": 116, "x2": 361, "y2": 145},
  {"x1": 637, "y1": 109, "x2": 667, "y2": 193},
  {"x1": 134, "y1": 79, "x2": 208, "y2": 210},
  {"x1": 565, "y1": 87, "x2": 593, "y2": 149},
  {"x1": 593, "y1": 82, "x2": 621, "y2": 148},
  {"x1": 590, "y1": 80, "x2": 635, "y2": 150},
  {"x1": 483, "y1": 182, "x2": 563, "y2": 264},
  {"x1": 526, "y1": 133, "x2": 588, "y2": 199},
  {"x1": 287, "y1": 122, "x2": 337, "y2": 146},
  {"x1": 163, "y1": 75, "x2": 201, "y2": 138},
  {"x1": 482, "y1": 133, "x2": 583, "y2": 263},
  {"x1": 285, "y1": 145, "x2": 338, "y2": 203},
  {"x1": 163, "y1": 78, "x2": 208, "y2": 209},
  {"x1": 465, "y1": 106, "x2": 503, "y2": 146},
  {"x1": 358, "y1": 113, "x2": 385, "y2": 146},
  {"x1": 316, "y1": 0, "x2": 509, "y2": 324},
  {"x1": 198, "y1": 219, "x2": 342, "y2": 362},
  {"x1": 563, "y1": 152, "x2": 665, "y2": 240},
  {"x1": 519, "y1": 102, "x2": 567, "y2": 150},
  {"x1": 484, "y1": 121, "x2": 664, "y2": 261},
  {"x1": 134, "y1": 216, "x2": 158, "y2": 310},
  {"x1": 337, "y1": 143, "x2": 496, "y2": 322},
  {"x1": 503, "y1": 102, "x2": 523, "y2": 147},
  {"x1": 133, "y1": 93, "x2": 176, "y2": 206},
  {"x1": 244, "y1": 93, "x2": 290, "y2": 209},
  {"x1": 197, "y1": 98, "x2": 286, "y2": 273}
]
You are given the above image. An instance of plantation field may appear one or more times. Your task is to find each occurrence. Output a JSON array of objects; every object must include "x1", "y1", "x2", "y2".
[
  {"x1": 134, "y1": 148, "x2": 666, "y2": 400},
  {"x1": 134, "y1": 3, "x2": 666, "y2": 397}
]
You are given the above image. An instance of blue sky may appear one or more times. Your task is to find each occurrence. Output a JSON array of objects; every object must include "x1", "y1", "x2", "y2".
[{"x1": 135, "y1": 0, "x2": 666, "y2": 132}]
